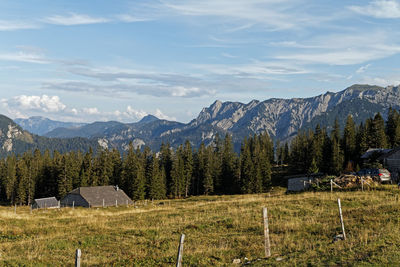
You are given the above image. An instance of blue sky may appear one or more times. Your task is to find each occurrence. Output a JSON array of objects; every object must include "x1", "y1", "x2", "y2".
[{"x1": 1, "y1": 0, "x2": 400, "y2": 123}]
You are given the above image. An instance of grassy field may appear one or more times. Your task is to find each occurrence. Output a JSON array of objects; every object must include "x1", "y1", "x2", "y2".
[{"x1": 1, "y1": 186, "x2": 400, "y2": 266}]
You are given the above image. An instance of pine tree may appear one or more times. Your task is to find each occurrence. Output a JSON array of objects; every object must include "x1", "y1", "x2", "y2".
[
  {"x1": 368, "y1": 113, "x2": 387, "y2": 148},
  {"x1": 386, "y1": 107, "x2": 400, "y2": 147},
  {"x1": 122, "y1": 144, "x2": 146, "y2": 200},
  {"x1": 109, "y1": 148, "x2": 122, "y2": 187},
  {"x1": 16, "y1": 155, "x2": 29, "y2": 205},
  {"x1": 355, "y1": 123, "x2": 368, "y2": 160},
  {"x1": 220, "y1": 134, "x2": 238, "y2": 194},
  {"x1": 170, "y1": 145, "x2": 185, "y2": 198},
  {"x1": 4, "y1": 155, "x2": 17, "y2": 204},
  {"x1": 160, "y1": 143, "x2": 173, "y2": 196},
  {"x1": 343, "y1": 115, "x2": 356, "y2": 165},
  {"x1": 79, "y1": 148, "x2": 93, "y2": 187},
  {"x1": 182, "y1": 141, "x2": 193, "y2": 197},
  {"x1": 148, "y1": 153, "x2": 166, "y2": 199},
  {"x1": 239, "y1": 139, "x2": 253, "y2": 194}
]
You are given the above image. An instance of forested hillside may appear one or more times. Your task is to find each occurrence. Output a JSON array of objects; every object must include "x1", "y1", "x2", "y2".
[{"x1": 1, "y1": 107, "x2": 400, "y2": 205}]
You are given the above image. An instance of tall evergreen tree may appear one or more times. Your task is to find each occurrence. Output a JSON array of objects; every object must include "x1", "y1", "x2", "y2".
[
  {"x1": 170, "y1": 145, "x2": 185, "y2": 198},
  {"x1": 182, "y1": 141, "x2": 193, "y2": 197},
  {"x1": 148, "y1": 153, "x2": 166, "y2": 199},
  {"x1": 343, "y1": 115, "x2": 356, "y2": 165},
  {"x1": 220, "y1": 134, "x2": 238, "y2": 194},
  {"x1": 160, "y1": 143, "x2": 173, "y2": 196}
]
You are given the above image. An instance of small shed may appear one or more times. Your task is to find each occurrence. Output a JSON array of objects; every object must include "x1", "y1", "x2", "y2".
[
  {"x1": 60, "y1": 185, "x2": 133, "y2": 208},
  {"x1": 32, "y1": 197, "x2": 59, "y2": 209},
  {"x1": 287, "y1": 176, "x2": 314, "y2": 192},
  {"x1": 286, "y1": 173, "x2": 323, "y2": 192}
]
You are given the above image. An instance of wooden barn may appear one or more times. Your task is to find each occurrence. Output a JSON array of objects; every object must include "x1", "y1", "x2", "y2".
[
  {"x1": 60, "y1": 185, "x2": 133, "y2": 208},
  {"x1": 32, "y1": 197, "x2": 59, "y2": 209}
]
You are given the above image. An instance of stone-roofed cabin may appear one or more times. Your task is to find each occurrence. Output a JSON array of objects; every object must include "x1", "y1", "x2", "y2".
[
  {"x1": 32, "y1": 197, "x2": 59, "y2": 209},
  {"x1": 60, "y1": 185, "x2": 133, "y2": 208}
]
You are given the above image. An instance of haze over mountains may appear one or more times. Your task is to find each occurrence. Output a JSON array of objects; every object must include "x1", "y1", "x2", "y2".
[{"x1": 5, "y1": 84, "x2": 400, "y2": 155}]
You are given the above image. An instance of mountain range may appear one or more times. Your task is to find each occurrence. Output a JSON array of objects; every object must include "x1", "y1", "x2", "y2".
[{"x1": 4, "y1": 84, "x2": 400, "y2": 155}]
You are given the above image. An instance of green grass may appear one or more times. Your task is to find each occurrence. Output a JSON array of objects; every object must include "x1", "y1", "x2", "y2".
[{"x1": 0, "y1": 186, "x2": 399, "y2": 266}]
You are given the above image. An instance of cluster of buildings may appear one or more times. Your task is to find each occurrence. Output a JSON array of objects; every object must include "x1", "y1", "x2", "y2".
[{"x1": 32, "y1": 185, "x2": 133, "y2": 210}]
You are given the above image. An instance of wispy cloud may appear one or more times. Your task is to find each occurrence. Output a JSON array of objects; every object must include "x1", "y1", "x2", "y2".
[
  {"x1": 115, "y1": 14, "x2": 151, "y2": 22},
  {"x1": 275, "y1": 31, "x2": 400, "y2": 65},
  {"x1": 152, "y1": 0, "x2": 320, "y2": 31},
  {"x1": 349, "y1": 0, "x2": 400, "y2": 19},
  {"x1": 0, "y1": 51, "x2": 49, "y2": 64},
  {"x1": 356, "y1": 64, "x2": 372, "y2": 73},
  {"x1": 42, "y1": 79, "x2": 216, "y2": 98},
  {"x1": 43, "y1": 13, "x2": 110, "y2": 26},
  {"x1": 0, "y1": 20, "x2": 39, "y2": 31}
]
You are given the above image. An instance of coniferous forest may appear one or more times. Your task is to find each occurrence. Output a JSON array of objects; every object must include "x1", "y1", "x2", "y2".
[{"x1": 1, "y1": 108, "x2": 400, "y2": 205}]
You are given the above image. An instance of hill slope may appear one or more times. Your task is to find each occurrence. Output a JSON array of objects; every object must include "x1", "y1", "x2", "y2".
[{"x1": 1, "y1": 187, "x2": 399, "y2": 265}]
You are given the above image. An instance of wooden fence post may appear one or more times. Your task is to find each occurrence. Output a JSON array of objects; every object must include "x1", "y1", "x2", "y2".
[
  {"x1": 337, "y1": 198, "x2": 346, "y2": 240},
  {"x1": 263, "y1": 207, "x2": 271, "y2": 257},
  {"x1": 72, "y1": 201, "x2": 75, "y2": 209},
  {"x1": 361, "y1": 178, "x2": 364, "y2": 191},
  {"x1": 115, "y1": 199, "x2": 118, "y2": 207},
  {"x1": 103, "y1": 199, "x2": 105, "y2": 208},
  {"x1": 176, "y1": 234, "x2": 185, "y2": 267},
  {"x1": 330, "y1": 179, "x2": 333, "y2": 193},
  {"x1": 75, "y1": 248, "x2": 81, "y2": 267},
  {"x1": 58, "y1": 200, "x2": 61, "y2": 208},
  {"x1": 14, "y1": 204, "x2": 16, "y2": 214}
]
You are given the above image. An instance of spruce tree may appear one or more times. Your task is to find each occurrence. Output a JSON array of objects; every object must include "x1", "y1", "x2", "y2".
[
  {"x1": 220, "y1": 134, "x2": 238, "y2": 194},
  {"x1": 148, "y1": 153, "x2": 166, "y2": 199},
  {"x1": 170, "y1": 145, "x2": 185, "y2": 198},
  {"x1": 343, "y1": 115, "x2": 356, "y2": 165},
  {"x1": 183, "y1": 141, "x2": 193, "y2": 197}
]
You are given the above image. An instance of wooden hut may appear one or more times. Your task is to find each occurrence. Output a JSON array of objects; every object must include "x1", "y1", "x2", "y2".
[
  {"x1": 32, "y1": 197, "x2": 59, "y2": 209},
  {"x1": 60, "y1": 185, "x2": 133, "y2": 208}
]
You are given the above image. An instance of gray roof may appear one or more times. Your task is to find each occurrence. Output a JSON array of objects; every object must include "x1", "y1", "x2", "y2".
[
  {"x1": 68, "y1": 185, "x2": 133, "y2": 207},
  {"x1": 361, "y1": 148, "x2": 392, "y2": 159},
  {"x1": 34, "y1": 197, "x2": 59, "y2": 208}
]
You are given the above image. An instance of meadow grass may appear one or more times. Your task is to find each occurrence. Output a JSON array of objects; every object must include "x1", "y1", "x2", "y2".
[{"x1": 0, "y1": 186, "x2": 399, "y2": 266}]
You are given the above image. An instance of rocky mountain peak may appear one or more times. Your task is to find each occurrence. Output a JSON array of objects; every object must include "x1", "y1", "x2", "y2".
[{"x1": 138, "y1": 114, "x2": 159, "y2": 124}]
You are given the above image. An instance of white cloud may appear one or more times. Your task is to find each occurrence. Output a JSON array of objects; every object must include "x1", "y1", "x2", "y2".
[
  {"x1": 125, "y1": 105, "x2": 147, "y2": 119},
  {"x1": 82, "y1": 107, "x2": 100, "y2": 115},
  {"x1": 44, "y1": 13, "x2": 110, "y2": 26},
  {"x1": 0, "y1": 51, "x2": 49, "y2": 64},
  {"x1": 359, "y1": 75, "x2": 400, "y2": 87},
  {"x1": 274, "y1": 31, "x2": 400, "y2": 65},
  {"x1": 356, "y1": 64, "x2": 372, "y2": 74},
  {"x1": 0, "y1": 20, "x2": 39, "y2": 31},
  {"x1": 115, "y1": 14, "x2": 150, "y2": 22},
  {"x1": 2, "y1": 95, "x2": 66, "y2": 115},
  {"x1": 349, "y1": 0, "x2": 400, "y2": 19},
  {"x1": 155, "y1": 109, "x2": 176, "y2": 121},
  {"x1": 157, "y1": 0, "x2": 304, "y2": 31}
]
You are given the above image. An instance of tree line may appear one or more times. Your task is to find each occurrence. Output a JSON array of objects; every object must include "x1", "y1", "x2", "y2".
[
  {"x1": 278, "y1": 108, "x2": 400, "y2": 175},
  {"x1": 0, "y1": 133, "x2": 273, "y2": 205},
  {"x1": 1, "y1": 108, "x2": 399, "y2": 205}
]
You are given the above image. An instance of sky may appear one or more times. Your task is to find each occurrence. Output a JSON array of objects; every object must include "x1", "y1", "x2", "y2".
[{"x1": 0, "y1": 0, "x2": 400, "y2": 123}]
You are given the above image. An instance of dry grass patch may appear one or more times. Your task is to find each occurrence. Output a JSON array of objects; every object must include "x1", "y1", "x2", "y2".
[{"x1": 0, "y1": 186, "x2": 399, "y2": 265}]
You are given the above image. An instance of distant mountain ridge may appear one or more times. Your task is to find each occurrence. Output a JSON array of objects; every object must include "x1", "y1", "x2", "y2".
[
  {"x1": 0, "y1": 115, "x2": 97, "y2": 157},
  {"x1": 15, "y1": 116, "x2": 86, "y2": 135},
  {"x1": 5, "y1": 84, "x2": 400, "y2": 154}
]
